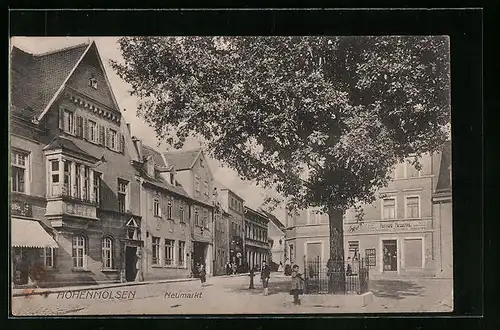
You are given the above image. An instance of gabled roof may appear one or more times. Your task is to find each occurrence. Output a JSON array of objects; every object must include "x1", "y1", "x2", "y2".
[
  {"x1": 262, "y1": 210, "x2": 286, "y2": 231},
  {"x1": 10, "y1": 41, "x2": 123, "y2": 122},
  {"x1": 43, "y1": 136, "x2": 99, "y2": 162},
  {"x1": 10, "y1": 42, "x2": 91, "y2": 119},
  {"x1": 163, "y1": 149, "x2": 202, "y2": 171},
  {"x1": 142, "y1": 144, "x2": 168, "y2": 167}
]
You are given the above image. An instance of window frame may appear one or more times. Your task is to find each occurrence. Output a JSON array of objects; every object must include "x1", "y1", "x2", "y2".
[
  {"x1": 164, "y1": 239, "x2": 174, "y2": 266},
  {"x1": 102, "y1": 237, "x2": 113, "y2": 269},
  {"x1": 167, "y1": 199, "x2": 173, "y2": 220},
  {"x1": 44, "y1": 247, "x2": 54, "y2": 268},
  {"x1": 381, "y1": 197, "x2": 397, "y2": 220},
  {"x1": 153, "y1": 194, "x2": 161, "y2": 217},
  {"x1": 365, "y1": 248, "x2": 377, "y2": 268},
  {"x1": 109, "y1": 128, "x2": 118, "y2": 151},
  {"x1": 11, "y1": 149, "x2": 29, "y2": 194},
  {"x1": 179, "y1": 202, "x2": 185, "y2": 223},
  {"x1": 72, "y1": 235, "x2": 87, "y2": 269},
  {"x1": 63, "y1": 109, "x2": 75, "y2": 135},
  {"x1": 405, "y1": 195, "x2": 421, "y2": 219},
  {"x1": 178, "y1": 241, "x2": 186, "y2": 267},
  {"x1": 88, "y1": 119, "x2": 98, "y2": 143},
  {"x1": 152, "y1": 236, "x2": 161, "y2": 265},
  {"x1": 117, "y1": 178, "x2": 129, "y2": 213}
]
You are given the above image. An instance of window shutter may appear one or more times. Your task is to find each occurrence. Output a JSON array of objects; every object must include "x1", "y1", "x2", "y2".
[
  {"x1": 75, "y1": 115, "x2": 82, "y2": 137},
  {"x1": 99, "y1": 125, "x2": 105, "y2": 145},
  {"x1": 59, "y1": 108, "x2": 64, "y2": 130},
  {"x1": 83, "y1": 118, "x2": 89, "y2": 140},
  {"x1": 105, "y1": 128, "x2": 110, "y2": 148},
  {"x1": 120, "y1": 133, "x2": 125, "y2": 154}
]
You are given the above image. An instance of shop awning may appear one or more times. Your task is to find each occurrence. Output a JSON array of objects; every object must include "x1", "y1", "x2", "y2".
[{"x1": 11, "y1": 218, "x2": 59, "y2": 248}]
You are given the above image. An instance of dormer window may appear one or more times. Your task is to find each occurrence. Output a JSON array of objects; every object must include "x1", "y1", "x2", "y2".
[
  {"x1": 89, "y1": 77, "x2": 98, "y2": 89},
  {"x1": 169, "y1": 173, "x2": 175, "y2": 185},
  {"x1": 200, "y1": 158, "x2": 204, "y2": 167}
]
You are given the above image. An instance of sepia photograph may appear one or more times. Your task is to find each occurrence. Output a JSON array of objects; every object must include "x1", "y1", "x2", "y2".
[{"x1": 9, "y1": 35, "x2": 452, "y2": 316}]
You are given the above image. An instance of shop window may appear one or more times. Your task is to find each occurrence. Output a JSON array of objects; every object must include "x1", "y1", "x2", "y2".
[{"x1": 365, "y1": 248, "x2": 376, "y2": 268}]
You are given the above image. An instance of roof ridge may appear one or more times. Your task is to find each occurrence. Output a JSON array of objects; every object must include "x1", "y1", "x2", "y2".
[
  {"x1": 163, "y1": 148, "x2": 201, "y2": 155},
  {"x1": 31, "y1": 41, "x2": 92, "y2": 57}
]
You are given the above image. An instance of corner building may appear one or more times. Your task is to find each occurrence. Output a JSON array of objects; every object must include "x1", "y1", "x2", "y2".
[
  {"x1": 285, "y1": 144, "x2": 453, "y2": 279},
  {"x1": 10, "y1": 42, "x2": 144, "y2": 287}
]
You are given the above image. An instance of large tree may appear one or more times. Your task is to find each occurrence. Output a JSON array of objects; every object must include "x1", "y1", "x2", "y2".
[{"x1": 112, "y1": 36, "x2": 450, "y2": 290}]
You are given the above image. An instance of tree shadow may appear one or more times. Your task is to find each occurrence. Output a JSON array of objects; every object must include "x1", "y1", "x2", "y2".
[
  {"x1": 369, "y1": 280, "x2": 424, "y2": 300},
  {"x1": 228, "y1": 278, "x2": 292, "y2": 296}
]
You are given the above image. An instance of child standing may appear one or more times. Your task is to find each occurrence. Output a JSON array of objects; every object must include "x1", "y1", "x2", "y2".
[{"x1": 290, "y1": 265, "x2": 304, "y2": 305}]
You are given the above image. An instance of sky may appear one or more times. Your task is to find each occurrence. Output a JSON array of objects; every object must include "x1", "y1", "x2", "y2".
[{"x1": 11, "y1": 36, "x2": 286, "y2": 220}]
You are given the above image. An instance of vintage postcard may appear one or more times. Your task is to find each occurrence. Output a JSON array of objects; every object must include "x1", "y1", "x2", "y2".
[{"x1": 10, "y1": 35, "x2": 452, "y2": 316}]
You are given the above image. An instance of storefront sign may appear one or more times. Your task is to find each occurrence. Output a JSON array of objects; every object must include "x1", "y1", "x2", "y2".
[
  {"x1": 65, "y1": 202, "x2": 96, "y2": 218},
  {"x1": 346, "y1": 220, "x2": 430, "y2": 234},
  {"x1": 11, "y1": 200, "x2": 32, "y2": 217}
]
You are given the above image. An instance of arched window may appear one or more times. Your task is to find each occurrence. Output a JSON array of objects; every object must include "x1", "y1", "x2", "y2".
[
  {"x1": 102, "y1": 237, "x2": 113, "y2": 269},
  {"x1": 72, "y1": 235, "x2": 86, "y2": 269}
]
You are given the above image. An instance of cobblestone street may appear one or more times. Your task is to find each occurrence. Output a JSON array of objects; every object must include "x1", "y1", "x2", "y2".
[{"x1": 11, "y1": 274, "x2": 453, "y2": 316}]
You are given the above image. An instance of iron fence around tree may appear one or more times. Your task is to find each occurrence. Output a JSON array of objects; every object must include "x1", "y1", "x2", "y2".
[{"x1": 303, "y1": 256, "x2": 369, "y2": 295}]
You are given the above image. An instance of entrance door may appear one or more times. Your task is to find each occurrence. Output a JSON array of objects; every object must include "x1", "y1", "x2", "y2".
[
  {"x1": 382, "y1": 240, "x2": 398, "y2": 271},
  {"x1": 125, "y1": 246, "x2": 137, "y2": 282}
]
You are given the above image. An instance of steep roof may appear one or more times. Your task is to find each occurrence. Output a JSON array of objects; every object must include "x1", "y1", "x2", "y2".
[
  {"x1": 142, "y1": 144, "x2": 167, "y2": 167},
  {"x1": 10, "y1": 42, "x2": 90, "y2": 119},
  {"x1": 163, "y1": 149, "x2": 202, "y2": 171},
  {"x1": 262, "y1": 210, "x2": 286, "y2": 230}
]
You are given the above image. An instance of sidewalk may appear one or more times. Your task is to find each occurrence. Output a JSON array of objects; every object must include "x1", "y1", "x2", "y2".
[
  {"x1": 12, "y1": 272, "x2": 255, "y2": 297},
  {"x1": 12, "y1": 277, "x2": 198, "y2": 297}
]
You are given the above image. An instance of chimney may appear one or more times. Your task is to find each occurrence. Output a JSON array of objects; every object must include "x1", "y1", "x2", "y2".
[{"x1": 132, "y1": 136, "x2": 143, "y2": 160}]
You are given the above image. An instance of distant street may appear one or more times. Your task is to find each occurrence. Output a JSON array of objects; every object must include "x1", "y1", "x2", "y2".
[{"x1": 12, "y1": 273, "x2": 453, "y2": 315}]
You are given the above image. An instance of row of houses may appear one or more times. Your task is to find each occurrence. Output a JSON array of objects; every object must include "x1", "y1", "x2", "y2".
[{"x1": 10, "y1": 41, "x2": 286, "y2": 288}]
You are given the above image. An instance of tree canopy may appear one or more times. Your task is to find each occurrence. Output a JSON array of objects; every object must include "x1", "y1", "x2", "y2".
[
  {"x1": 112, "y1": 36, "x2": 450, "y2": 273},
  {"x1": 112, "y1": 36, "x2": 450, "y2": 213}
]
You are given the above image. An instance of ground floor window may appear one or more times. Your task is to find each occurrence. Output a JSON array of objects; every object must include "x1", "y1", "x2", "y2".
[
  {"x1": 403, "y1": 238, "x2": 423, "y2": 269},
  {"x1": 164, "y1": 239, "x2": 174, "y2": 265},
  {"x1": 178, "y1": 241, "x2": 185, "y2": 267},
  {"x1": 102, "y1": 237, "x2": 113, "y2": 269},
  {"x1": 365, "y1": 248, "x2": 376, "y2": 268},
  {"x1": 72, "y1": 235, "x2": 86, "y2": 269},
  {"x1": 43, "y1": 247, "x2": 54, "y2": 268},
  {"x1": 152, "y1": 237, "x2": 160, "y2": 265},
  {"x1": 382, "y1": 240, "x2": 398, "y2": 271}
]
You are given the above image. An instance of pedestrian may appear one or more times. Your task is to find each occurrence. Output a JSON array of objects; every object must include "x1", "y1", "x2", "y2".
[
  {"x1": 248, "y1": 266, "x2": 255, "y2": 289},
  {"x1": 225, "y1": 262, "x2": 231, "y2": 275},
  {"x1": 346, "y1": 257, "x2": 353, "y2": 276},
  {"x1": 260, "y1": 261, "x2": 271, "y2": 295},
  {"x1": 198, "y1": 263, "x2": 207, "y2": 287},
  {"x1": 289, "y1": 264, "x2": 304, "y2": 305},
  {"x1": 232, "y1": 263, "x2": 237, "y2": 275}
]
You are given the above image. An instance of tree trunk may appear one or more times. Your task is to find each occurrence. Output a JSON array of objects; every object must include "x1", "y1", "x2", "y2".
[{"x1": 327, "y1": 207, "x2": 346, "y2": 294}]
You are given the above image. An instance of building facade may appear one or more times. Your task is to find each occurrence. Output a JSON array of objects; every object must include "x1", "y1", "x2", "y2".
[
  {"x1": 212, "y1": 185, "x2": 230, "y2": 276},
  {"x1": 265, "y1": 211, "x2": 286, "y2": 268},
  {"x1": 10, "y1": 42, "x2": 144, "y2": 287},
  {"x1": 285, "y1": 146, "x2": 453, "y2": 279},
  {"x1": 163, "y1": 150, "x2": 214, "y2": 276},
  {"x1": 218, "y1": 188, "x2": 245, "y2": 270},
  {"x1": 244, "y1": 206, "x2": 270, "y2": 271},
  {"x1": 132, "y1": 143, "x2": 194, "y2": 280}
]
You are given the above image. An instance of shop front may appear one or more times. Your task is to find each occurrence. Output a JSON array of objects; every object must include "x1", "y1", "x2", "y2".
[
  {"x1": 11, "y1": 218, "x2": 59, "y2": 287},
  {"x1": 344, "y1": 219, "x2": 436, "y2": 278}
]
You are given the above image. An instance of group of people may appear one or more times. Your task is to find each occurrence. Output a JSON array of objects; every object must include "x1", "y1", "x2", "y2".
[
  {"x1": 249, "y1": 261, "x2": 305, "y2": 305},
  {"x1": 225, "y1": 262, "x2": 238, "y2": 275}
]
